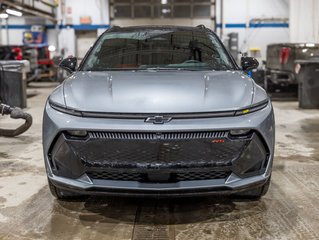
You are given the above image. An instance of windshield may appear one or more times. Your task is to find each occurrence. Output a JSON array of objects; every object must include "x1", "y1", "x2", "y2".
[{"x1": 81, "y1": 28, "x2": 236, "y2": 71}]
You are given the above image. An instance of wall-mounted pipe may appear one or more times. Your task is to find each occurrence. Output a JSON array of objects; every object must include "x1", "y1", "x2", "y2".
[
  {"x1": 250, "y1": 17, "x2": 289, "y2": 24},
  {"x1": 220, "y1": 0, "x2": 224, "y2": 38}
]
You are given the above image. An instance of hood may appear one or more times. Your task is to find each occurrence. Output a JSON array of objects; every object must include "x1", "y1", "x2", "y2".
[{"x1": 63, "y1": 70, "x2": 254, "y2": 113}]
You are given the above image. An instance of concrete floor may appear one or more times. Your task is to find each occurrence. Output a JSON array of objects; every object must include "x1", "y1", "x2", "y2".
[{"x1": 0, "y1": 83, "x2": 319, "y2": 240}]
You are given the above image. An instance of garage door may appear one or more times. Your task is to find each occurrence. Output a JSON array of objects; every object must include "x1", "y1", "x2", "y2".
[{"x1": 110, "y1": 0, "x2": 216, "y2": 30}]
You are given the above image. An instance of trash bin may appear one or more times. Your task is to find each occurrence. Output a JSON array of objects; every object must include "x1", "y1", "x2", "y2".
[
  {"x1": 0, "y1": 60, "x2": 30, "y2": 108},
  {"x1": 295, "y1": 59, "x2": 319, "y2": 109},
  {"x1": 251, "y1": 68, "x2": 265, "y2": 88}
]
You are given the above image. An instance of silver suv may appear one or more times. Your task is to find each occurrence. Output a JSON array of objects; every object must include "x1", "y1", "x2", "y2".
[{"x1": 43, "y1": 25, "x2": 274, "y2": 199}]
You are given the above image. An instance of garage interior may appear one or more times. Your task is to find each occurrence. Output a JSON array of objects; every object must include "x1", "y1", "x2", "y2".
[{"x1": 0, "y1": 0, "x2": 319, "y2": 239}]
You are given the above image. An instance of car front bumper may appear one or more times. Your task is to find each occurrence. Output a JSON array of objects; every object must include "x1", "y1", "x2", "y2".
[
  {"x1": 48, "y1": 172, "x2": 270, "y2": 197},
  {"x1": 43, "y1": 101, "x2": 275, "y2": 197}
]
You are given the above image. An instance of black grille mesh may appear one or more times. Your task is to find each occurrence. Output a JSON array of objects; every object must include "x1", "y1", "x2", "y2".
[
  {"x1": 78, "y1": 139, "x2": 241, "y2": 169},
  {"x1": 65, "y1": 130, "x2": 248, "y2": 173},
  {"x1": 73, "y1": 132, "x2": 246, "y2": 169},
  {"x1": 175, "y1": 171, "x2": 230, "y2": 181},
  {"x1": 88, "y1": 131, "x2": 228, "y2": 140},
  {"x1": 86, "y1": 171, "x2": 230, "y2": 182},
  {"x1": 88, "y1": 171, "x2": 141, "y2": 181}
]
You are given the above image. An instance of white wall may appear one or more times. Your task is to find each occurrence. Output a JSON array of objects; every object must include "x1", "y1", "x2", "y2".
[
  {"x1": 290, "y1": 0, "x2": 319, "y2": 43},
  {"x1": 216, "y1": 0, "x2": 290, "y2": 60},
  {"x1": 59, "y1": 0, "x2": 109, "y2": 25},
  {"x1": 0, "y1": 17, "x2": 26, "y2": 45},
  {"x1": 57, "y1": 0, "x2": 109, "y2": 57}
]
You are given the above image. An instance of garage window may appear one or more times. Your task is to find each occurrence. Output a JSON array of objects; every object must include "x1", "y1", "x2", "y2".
[
  {"x1": 193, "y1": 5, "x2": 210, "y2": 17},
  {"x1": 134, "y1": 6, "x2": 151, "y2": 18},
  {"x1": 154, "y1": 5, "x2": 172, "y2": 18},
  {"x1": 114, "y1": 5, "x2": 132, "y2": 18},
  {"x1": 173, "y1": 5, "x2": 191, "y2": 18}
]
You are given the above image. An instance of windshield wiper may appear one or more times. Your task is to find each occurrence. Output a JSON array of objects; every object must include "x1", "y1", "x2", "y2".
[
  {"x1": 87, "y1": 66, "x2": 214, "y2": 71},
  {"x1": 89, "y1": 67, "x2": 139, "y2": 71},
  {"x1": 141, "y1": 67, "x2": 180, "y2": 71},
  {"x1": 139, "y1": 67, "x2": 209, "y2": 71}
]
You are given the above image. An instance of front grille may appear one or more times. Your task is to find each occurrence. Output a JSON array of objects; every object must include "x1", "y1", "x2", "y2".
[
  {"x1": 72, "y1": 131, "x2": 246, "y2": 170},
  {"x1": 51, "y1": 131, "x2": 267, "y2": 180},
  {"x1": 88, "y1": 131, "x2": 228, "y2": 140},
  {"x1": 86, "y1": 171, "x2": 230, "y2": 182}
]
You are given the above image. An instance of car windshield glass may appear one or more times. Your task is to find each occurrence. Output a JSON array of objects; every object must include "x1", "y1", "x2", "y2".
[{"x1": 81, "y1": 29, "x2": 236, "y2": 71}]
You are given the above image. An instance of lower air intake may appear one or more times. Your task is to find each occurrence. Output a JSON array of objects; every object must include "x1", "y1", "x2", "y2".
[{"x1": 86, "y1": 171, "x2": 231, "y2": 182}]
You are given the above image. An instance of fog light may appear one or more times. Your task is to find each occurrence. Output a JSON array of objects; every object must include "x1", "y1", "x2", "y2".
[
  {"x1": 230, "y1": 129, "x2": 251, "y2": 136},
  {"x1": 67, "y1": 130, "x2": 87, "y2": 137}
]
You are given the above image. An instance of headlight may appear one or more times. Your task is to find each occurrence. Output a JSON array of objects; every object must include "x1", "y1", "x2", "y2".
[
  {"x1": 230, "y1": 129, "x2": 251, "y2": 136},
  {"x1": 49, "y1": 100, "x2": 82, "y2": 117},
  {"x1": 235, "y1": 98, "x2": 269, "y2": 116}
]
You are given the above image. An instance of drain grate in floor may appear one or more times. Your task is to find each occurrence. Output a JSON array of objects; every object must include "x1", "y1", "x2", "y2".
[{"x1": 132, "y1": 204, "x2": 175, "y2": 240}]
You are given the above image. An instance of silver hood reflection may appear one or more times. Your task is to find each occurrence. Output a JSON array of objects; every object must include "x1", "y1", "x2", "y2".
[{"x1": 62, "y1": 70, "x2": 254, "y2": 113}]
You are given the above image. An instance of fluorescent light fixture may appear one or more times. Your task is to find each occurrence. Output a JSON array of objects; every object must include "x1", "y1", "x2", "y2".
[
  {"x1": 0, "y1": 13, "x2": 8, "y2": 19},
  {"x1": 6, "y1": 9, "x2": 23, "y2": 17},
  {"x1": 162, "y1": 8, "x2": 171, "y2": 14},
  {"x1": 48, "y1": 45, "x2": 56, "y2": 52},
  {"x1": 306, "y1": 43, "x2": 315, "y2": 47},
  {"x1": 161, "y1": 0, "x2": 168, "y2": 4}
]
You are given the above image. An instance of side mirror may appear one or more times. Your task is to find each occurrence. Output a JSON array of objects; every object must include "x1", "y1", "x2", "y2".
[
  {"x1": 59, "y1": 57, "x2": 77, "y2": 73},
  {"x1": 241, "y1": 57, "x2": 259, "y2": 72}
]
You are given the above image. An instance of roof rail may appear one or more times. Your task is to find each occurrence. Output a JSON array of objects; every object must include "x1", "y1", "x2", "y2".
[
  {"x1": 196, "y1": 24, "x2": 206, "y2": 29},
  {"x1": 110, "y1": 25, "x2": 121, "y2": 30}
]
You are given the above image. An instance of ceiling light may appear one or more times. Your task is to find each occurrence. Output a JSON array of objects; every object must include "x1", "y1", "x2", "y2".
[
  {"x1": 6, "y1": 8, "x2": 23, "y2": 17},
  {"x1": 306, "y1": 43, "x2": 315, "y2": 47},
  {"x1": 0, "y1": 13, "x2": 8, "y2": 19},
  {"x1": 162, "y1": 8, "x2": 171, "y2": 14},
  {"x1": 161, "y1": 0, "x2": 168, "y2": 4}
]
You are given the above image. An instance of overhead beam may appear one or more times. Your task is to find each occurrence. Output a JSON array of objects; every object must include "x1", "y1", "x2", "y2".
[
  {"x1": 40, "y1": 0, "x2": 58, "y2": 8},
  {"x1": 0, "y1": 0, "x2": 57, "y2": 23}
]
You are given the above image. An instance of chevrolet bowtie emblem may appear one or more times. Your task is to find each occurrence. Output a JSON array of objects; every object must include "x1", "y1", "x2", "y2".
[{"x1": 145, "y1": 116, "x2": 172, "y2": 124}]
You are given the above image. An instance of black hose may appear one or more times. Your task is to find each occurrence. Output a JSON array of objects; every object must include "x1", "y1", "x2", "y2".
[
  {"x1": 0, "y1": 63, "x2": 4, "y2": 103},
  {"x1": 0, "y1": 104, "x2": 33, "y2": 137}
]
